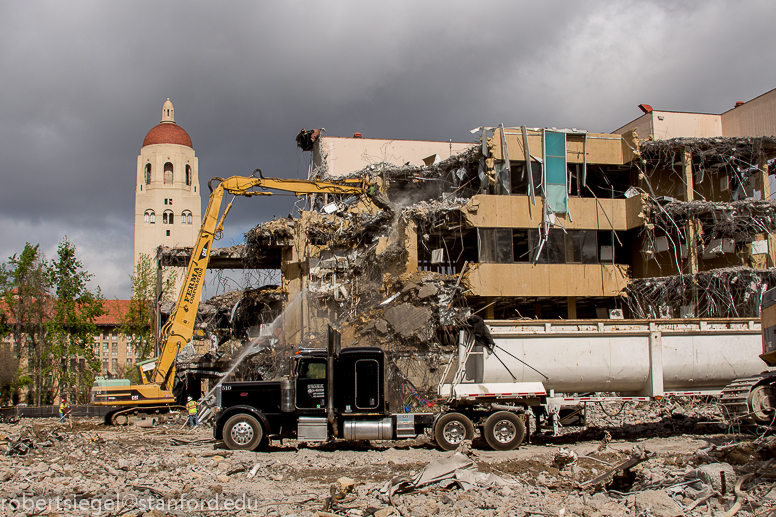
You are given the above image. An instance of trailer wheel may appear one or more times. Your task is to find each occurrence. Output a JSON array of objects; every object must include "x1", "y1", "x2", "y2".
[
  {"x1": 223, "y1": 413, "x2": 265, "y2": 451},
  {"x1": 434, "y1": 412, "x2": 474, "y2": 451},
  {"x1": 483, "y1": 411, "x2": 525, "y2": 451}
]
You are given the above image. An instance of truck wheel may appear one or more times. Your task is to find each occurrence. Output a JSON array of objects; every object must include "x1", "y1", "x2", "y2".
[
  {"x1": 434, "y1": 412, "x2": 474, "y2": 451},
  {"x1": 223, "y1": 414, "x2": 265, "y2": 451},
  {"x1": 483, "y1": 411, "x2": 525, "y2": 451}
]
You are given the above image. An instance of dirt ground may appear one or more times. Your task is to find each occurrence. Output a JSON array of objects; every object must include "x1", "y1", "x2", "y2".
[{"x1": 0, "y1": 400, "x2": 774, "y2": 517}]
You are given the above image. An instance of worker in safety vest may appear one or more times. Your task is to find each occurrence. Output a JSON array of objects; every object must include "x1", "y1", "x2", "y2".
[
  {"x1": 59, "y1": 398, "x2": 70, "y2": 423},
  {"x1": 186, "y1": 397, "x2": 199, "y2": 428}
]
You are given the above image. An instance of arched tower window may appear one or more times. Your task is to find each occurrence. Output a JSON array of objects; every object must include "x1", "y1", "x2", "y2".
[
  {"x1": 185, "y1": 165, "x2": 192, "y2": 186},
  {"x1": 144, "y1": 209, "x2": 155, "y2": 224},
  {"x1": 163, "y1": 210, "x2": 174, "y2": 224},
  {"x1": 182, "y1": 210, "x2": 192, "y2": 224},
  {"x1": 145, "y1": 164, "x2": 152, "y2": 185},
  {"x1": 164, "y1": 162, "x2": 173, "y2": 185}
]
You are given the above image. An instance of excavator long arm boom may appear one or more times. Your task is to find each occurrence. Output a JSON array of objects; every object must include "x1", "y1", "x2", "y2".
[{"x1": 150, "y1": 173, "x2": 367, "y2": 389}]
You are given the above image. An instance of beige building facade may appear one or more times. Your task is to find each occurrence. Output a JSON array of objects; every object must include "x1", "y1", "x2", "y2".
[
  {"x1": 614, "y1": 87, "x2": 776, "y2": 140},
  {"x1": 93, "y1": 300, "x2": 134, "y2": 377},
  {"x1": 313, "y1": 134, "x2": 472, "y2": 177},
  {"x1": 134, "y1": 99, "x2": 202, "y2": 271}
]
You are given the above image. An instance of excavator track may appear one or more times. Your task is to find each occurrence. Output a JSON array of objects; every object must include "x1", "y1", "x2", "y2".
[
  {"x1": 104, "y1": 405, "x2": 184, "y2": 426},
  {"x1": 720, "y1": 372, "x2": 776, "y2": 425}
]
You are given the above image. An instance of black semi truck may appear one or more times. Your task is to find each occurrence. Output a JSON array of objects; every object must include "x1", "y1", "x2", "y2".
[{"x1": 212, "y1": 328, "x2": 544, "y2": 451}]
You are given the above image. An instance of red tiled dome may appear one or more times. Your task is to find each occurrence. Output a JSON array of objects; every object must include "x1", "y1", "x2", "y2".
[{"x1": 143, "y1": 123, "x2": 192, "y2": 148}]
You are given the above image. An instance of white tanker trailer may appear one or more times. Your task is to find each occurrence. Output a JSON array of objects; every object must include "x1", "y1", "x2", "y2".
[{"x1": 438, "y1": 317, "x2": 768, "y2": 434}]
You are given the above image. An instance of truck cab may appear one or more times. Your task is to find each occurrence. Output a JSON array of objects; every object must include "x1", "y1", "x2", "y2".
[{"x1": 213, "y1": 345, "x2": 432, "y2": 450}]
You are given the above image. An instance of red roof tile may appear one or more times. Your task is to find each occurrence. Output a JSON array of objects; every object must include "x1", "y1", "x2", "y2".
[
  {"x1": 143, "y1": 123, "x2": 192, "y2": 148},
  {"x1": 94, "y1": 300, "x2": 131, "y2": 326}
]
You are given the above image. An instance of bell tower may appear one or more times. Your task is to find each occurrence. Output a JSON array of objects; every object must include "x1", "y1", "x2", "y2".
[{"x1": 134, "y1": 99, "x2": 201, "y2": 273}]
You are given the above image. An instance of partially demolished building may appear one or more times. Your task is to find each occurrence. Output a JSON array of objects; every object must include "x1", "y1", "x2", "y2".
[{"x1": 164, "y1": 89, "x2": 776, "y2": 400}]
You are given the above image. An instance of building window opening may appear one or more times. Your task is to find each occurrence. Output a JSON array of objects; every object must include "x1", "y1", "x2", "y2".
[
  {"x1": 166, "y1": 230, "x2": 170, "y2": 237},
  {"x1": 530, "y1": 229, "x2": 598, "y2": 264},
  {"x1": 477, "y1": 228, "x2": 513, "y2": 264},
  {"x1": 513, "y1": 230, "x2": 531, "y2": 262},
  {"x1": 164, "y1": 162, "x2": 173, "y2": 185},
  {"x1": 510, "y1": 162, "x2": 542, "y2": 197},
  {"x1": 163, "y1": 210, "x2": 174, "y2": 224},
  {"x1": 546, "y1": 229, "x2": 566, "y2": 264},
  {"x1": 185, "y1": 165, "x2": 191, "y2": 186},
  {"x1": 480, "y1": 228, "x2": 610, "y2": 265},
  {"x1": 182, "y1": 210, "x2": 192, "y2": 224},
  {"x1": 144, "y1": 210, "x2": 155, "y2": 224},
  {"x1": 145, "y1": 164, "x2": 151, "y2": 185}
]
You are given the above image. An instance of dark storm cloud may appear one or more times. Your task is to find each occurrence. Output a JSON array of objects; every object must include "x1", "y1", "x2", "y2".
[{"x1": 1, "y1": 0, "x2": 775, "y2": 297}]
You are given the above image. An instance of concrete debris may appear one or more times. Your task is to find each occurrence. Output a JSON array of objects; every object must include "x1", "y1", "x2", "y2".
[
  {"x1": 553, "y1": 447, "x2": 578, "y2": 469},
  {"x1": 624, "y1": 266, "x2": 775, "y2": 318},
  {"x1": 687, "y1": 462, "x2": 736, "y2": 494},
  {"x1": 1, "y1": 407, "x2": 775, "y2": 516},
  {"x1": 383, "y1": 451, "x2": 513, "y2": 501},
  {"x1": 628, "y1": 489, "x2": 683, "y2": 517},
  {"x1": 640, "y1": 136, "x2": 776, "y2": 168},
  {"x1": 383, "y1": 304, "x2": 433, "y2": 339},
  {"x1": 647, "y1": 198, "x2": 776, "y2": 242}
]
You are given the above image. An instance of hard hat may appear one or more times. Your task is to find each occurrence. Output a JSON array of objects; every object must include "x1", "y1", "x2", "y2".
[
  {"x1": 187, "y1": 396, "x2": 193, "y2": 401},
  {"x1": 61, "y1": 398, "x2": 65, "y2": 402}
]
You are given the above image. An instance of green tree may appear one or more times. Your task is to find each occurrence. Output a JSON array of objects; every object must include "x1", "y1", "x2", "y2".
[
  {"x1": 0, "y1": 345, "x2": 19, "y2": 405},
  {"x1": 118, "y1": 253, "x2": 156, "y2": 364},
  {"x1": 46, "y1": 238, "x2": 104, "y2": 403},
  {"x1": 0, "y1": 243, "x2": 51, "y2": 405}
]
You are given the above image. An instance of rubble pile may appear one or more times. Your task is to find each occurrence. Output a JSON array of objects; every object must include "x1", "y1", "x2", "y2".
[
  {"x1": 647, "y1": 199, "x2": 776, "y2": 242},
  {"x1": 225, "y1": 151, "x2": 483, "y2": 394},
  {"x1": 1, "y1": 416, "x2": 775, "y2": 516},
  {"x1": 202, "y1": 287, "x2": 286, "y2": 338},
  {"x1": 159, "y1": 244, "x2": 247, "y2": 268},
  {"x1": 244, "y1": 218, "x2": 296, "y2": 268},
  {"x1": 639, "y1": 136, "x2": 776, "y2": 171},
  {"x1": 623, "y1": 266, "x2": 776, "y2": 319},
  {"x1": 311, "y1": 145, "x2": 481, "y2": 184}
]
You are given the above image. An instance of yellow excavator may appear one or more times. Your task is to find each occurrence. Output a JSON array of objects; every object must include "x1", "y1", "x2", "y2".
[{"x1": 91, "y1": 171, "x2": 368, "y2": 425}]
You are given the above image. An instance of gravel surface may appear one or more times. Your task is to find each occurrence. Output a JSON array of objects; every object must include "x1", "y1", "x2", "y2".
[{"x1": 0, "y1": 399, "x2": 774, "y2": 516}]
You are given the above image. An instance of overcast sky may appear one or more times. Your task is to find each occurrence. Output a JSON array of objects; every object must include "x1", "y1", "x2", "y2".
[{"x1": 1, "y1": 1, "x2": 775, "y2": 299}]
